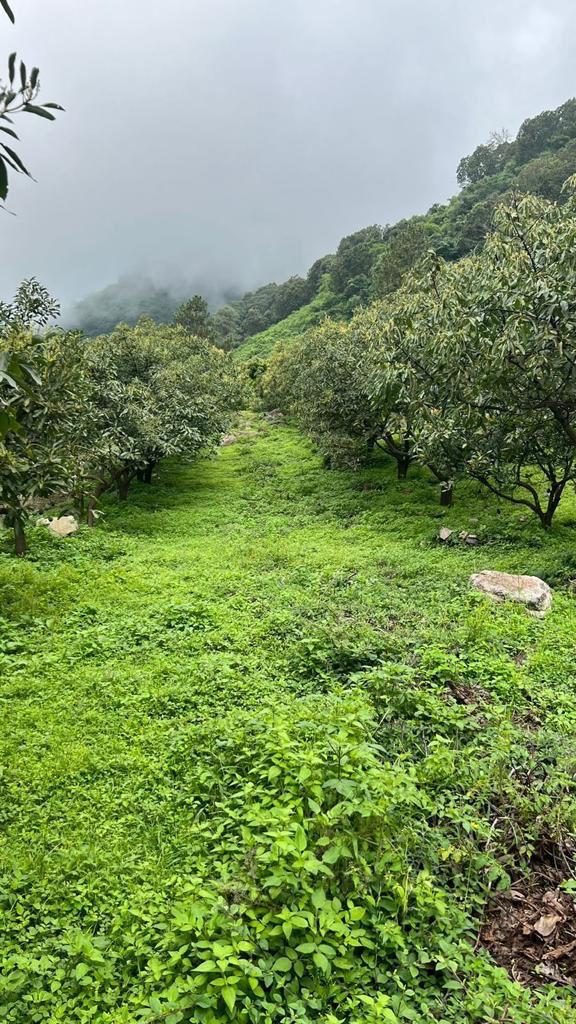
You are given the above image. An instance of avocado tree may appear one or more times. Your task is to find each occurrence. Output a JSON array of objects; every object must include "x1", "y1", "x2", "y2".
[
  {"x1": 0, "y1": 328, "x2": 85, "y2": 554},
  {"x1": 81, "y1": 318, "x2": 238, "y2": 522},
  {"x1": 385, "y1": 187, "x2": 576, "y2": 526},
  {"x1": 262, "y1": 316, "x2": 413, "y2": 477}
]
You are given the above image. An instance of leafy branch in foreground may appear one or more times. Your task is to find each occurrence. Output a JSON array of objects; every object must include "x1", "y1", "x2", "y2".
[{"x1": 0, "y1": 1, "x2": 63, "y2": 204}]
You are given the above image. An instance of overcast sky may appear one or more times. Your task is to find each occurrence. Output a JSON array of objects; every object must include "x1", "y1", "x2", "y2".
[{"x1": 1, "y1": 0, "x2": 576, "y2": 306}]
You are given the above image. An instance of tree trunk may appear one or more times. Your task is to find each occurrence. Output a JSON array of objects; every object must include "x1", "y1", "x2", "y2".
[
  {"x1": 13, "y1": 514, "x2": 26, "y2": 557},
  {"x1": 397, "y1": 457, "x2": 409, "y2": 480},
  {"x1": 136, "y1": 468, "x2": 145, "y2": 483},
  {"x1": 540, "y1": 510, "x2": 553, "y2": 529},
  {"x1": 87, "y1": 481, "x2": 106, "y2": 526},
  {"x1": 540, "y1": 482, "x2": 566, "y2": 529},
  {"x1": 143, "y1": 460, "x2": 155, "y2": 484},
  {"x1": 440, "y1": 481, "x2": 454, "y2": 506},
  {"x1": 117, "y1": 475, "x2": 131, "y2": 501}
]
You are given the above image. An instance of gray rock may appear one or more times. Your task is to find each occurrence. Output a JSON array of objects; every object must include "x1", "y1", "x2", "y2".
[
  {"x1": 220, "y1": 434, "x2": 237, "y2": 446},
  {"x1": 438, "y1": 527, "x2": 453, "y2": 542},
  {"x1": 47, "y1": 515, "x2": 79, "y2": 538},
  {"x1": 459, "y1": 531, "x2": 479, "y2": 546},
  {"x1": 470, "y1": 570, "x2": 552, "y2": 615}
]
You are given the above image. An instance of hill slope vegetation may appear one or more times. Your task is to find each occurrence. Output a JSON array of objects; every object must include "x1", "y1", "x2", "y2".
[{"x1": 225, "y1": 97, "x2": 576, "y2": 359}]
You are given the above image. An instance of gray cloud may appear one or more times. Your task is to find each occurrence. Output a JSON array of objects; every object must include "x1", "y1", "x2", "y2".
[{"x1": 1, "y1": 0, "x2": 575, "y2": 306}]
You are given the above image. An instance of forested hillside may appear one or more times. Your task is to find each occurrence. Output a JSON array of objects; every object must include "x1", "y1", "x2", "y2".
[
  {"x1": 223, "y1": 97, "x2": 576, "y2": 358},
  {"x1": 67, "y1": 98, "x2": 576, "y2": 349}
]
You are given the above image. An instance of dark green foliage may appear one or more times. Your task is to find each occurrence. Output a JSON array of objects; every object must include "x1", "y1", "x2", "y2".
[
  {"x1": 0, "y1": 277, "x2": 60, "y2": 332},
  {"x1": 328, "y1": 226, "x2": 387, "y2": 312},
  {"x1": 173, "y1": 294, "x2": 215, "y2": 339},
  {"x1": 456, "y1": 130, "x2": 513, "y2": 186},
  {"x1": 371, "y1": 219, "x2": 437, "y2": 299},
  {"x1": 211, "y1": 277, "x2": 315, "y2": 351}
]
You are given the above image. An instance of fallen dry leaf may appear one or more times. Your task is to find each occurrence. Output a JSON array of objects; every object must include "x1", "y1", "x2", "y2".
[{"x1": 533, "y1": 913, "x2": 563, "y2": 938}]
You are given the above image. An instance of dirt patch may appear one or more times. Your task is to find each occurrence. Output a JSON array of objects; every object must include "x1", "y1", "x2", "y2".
[
  {"x1": 445, "y1": 680, "x2": 491, "y2": 706},
  {"x1": 481, "y1": 843, "x2": 576, "y2": 987}
]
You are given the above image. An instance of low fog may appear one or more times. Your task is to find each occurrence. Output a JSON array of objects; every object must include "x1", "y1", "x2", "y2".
[{"x1": 2, "y1": 0, "x2": 576, "y2": 313}]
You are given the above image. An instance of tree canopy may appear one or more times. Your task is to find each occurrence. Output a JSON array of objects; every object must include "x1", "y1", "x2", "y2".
[{"x1": 262, "y1": 184, "x2": 576, "y2": 528}]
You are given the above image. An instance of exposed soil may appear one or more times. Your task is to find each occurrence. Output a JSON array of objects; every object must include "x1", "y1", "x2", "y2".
[
  {"x1": 481, "y1": 843, "x2": 576, "y2": 988},
  {"x1": 447, "y1": 680, "x2": 491, "y2": 706}
]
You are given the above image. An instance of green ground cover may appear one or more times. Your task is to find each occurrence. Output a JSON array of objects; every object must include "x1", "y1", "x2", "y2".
[{"x1": 1, "y1": 420, "x2": 575, "y2": 1023}]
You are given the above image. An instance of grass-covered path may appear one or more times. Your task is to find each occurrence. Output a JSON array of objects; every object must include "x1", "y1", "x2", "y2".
[{"x1": 1, "y1": 420, "x2": 576, "y2": 1023}]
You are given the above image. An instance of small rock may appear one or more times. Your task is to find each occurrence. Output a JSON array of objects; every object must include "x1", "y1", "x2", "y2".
[
  {"x1": 470, "y1": 570, "x2": 552, "y2": 616},
  {"x1": 264, "y1": 409, "x2": 284, "y2": 424},
  {"x1": 220, "y1": 434, "x2": 237, "y2": 446},
  {"x1": 438, "y1": 527, "x2": 453, "y2": 542},
  {"x1": 47, "y1": 515, "x2": 78, "y2": 538},
  {"x1": 465, "y1": 534, "x2": 479, "y2": 546},
  {"x1": 37, "y1": 517, "x2": 52, "y2": 526}
]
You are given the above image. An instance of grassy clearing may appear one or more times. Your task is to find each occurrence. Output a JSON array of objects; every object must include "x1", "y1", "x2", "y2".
[{"x1": 1, "y1": 420, "x2": 576, "y2": 1023}]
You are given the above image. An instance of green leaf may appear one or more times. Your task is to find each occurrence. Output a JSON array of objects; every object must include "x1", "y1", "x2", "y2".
[
  {"x1": 295, "y1": 942, "x2": 316, "y2": 954},
  {"x1": 313, "y1": 951, "x2": 330, "y2": 973},
  {"x1": 311, "y1": 887, "x2": 326, "y2": 909},
  {"x1": 75, "y1": 963, "x2": 89, "y2": 980},
  {"x1": 0, "y1": 0, "x2": 15, "y2": 24},
  {"x1": 20, "y1": 363, "x2": 42, "y2": 386},
  {"x1": 19, "y1": 61, "x2": 26, "y2": 90},
  {"x1": 348, "y1": 905, "x2": 365, "y2": 921},
  {"x1": 0, "y1": 409, "x2": 18, "y2": 439},
  {"x1": 193, "y1": 960, "x2": 217, "y2": 972},
  {"x1": 294, "y1": 824, "x2": 307, "y2": 852},
  {"x1": 322, "y1": 845, "x2": 340, "y2": 864},
  {"x1": 8, "y1": 52, "x2": 16, "y2": 84},
  {"x1": 1, "y1": 144, "x2": 31, "y2": 177},
  {"x1": 221, "y1": 985, "x2": 236, "y2": 1013},
  {"x1": 0, "y1": 156, "x2": 8, "y2": 200},
  {"x1": 273, "y1": 956, "x2": 293, "y2": 972},
  {"x1": 23, "y1": 104, "x2": 56, "y2": 121}
]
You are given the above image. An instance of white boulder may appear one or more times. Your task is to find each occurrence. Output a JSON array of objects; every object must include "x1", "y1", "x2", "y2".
[
  {"x1": 47, "y1": 515, "x2": 79, "y2": 538},
  {"x1": 470, "y1": 570, "x2": 552, "y2": 615}
]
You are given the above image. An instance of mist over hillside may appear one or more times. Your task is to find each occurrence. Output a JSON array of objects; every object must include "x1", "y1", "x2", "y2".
[
  {"x1": 62, "y1": 273, "x2": 244, "y2": 337},
  {"x1": 65, "y1": 97, "x2": 576, "y2": 349}
]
